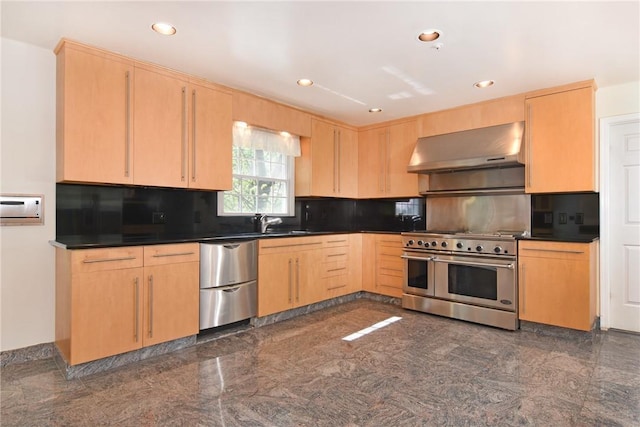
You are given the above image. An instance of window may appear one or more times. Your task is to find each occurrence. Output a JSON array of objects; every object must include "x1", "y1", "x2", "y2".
[{"x1": 219, "y1": 123, "x2": 299, "y2": 216}]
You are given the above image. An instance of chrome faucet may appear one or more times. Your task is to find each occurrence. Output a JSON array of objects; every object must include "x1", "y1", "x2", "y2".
[{"x1": 259, "y1": 214, "x2": 282, "y2": 233}]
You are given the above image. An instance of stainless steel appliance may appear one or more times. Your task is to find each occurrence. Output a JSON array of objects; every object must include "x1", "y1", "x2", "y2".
[
  {"x1": 199, "y1": 240, "x2": 257, "y2": 330},
  {"x1": 0, "y1": 194, "x2": 43, "y2": 225},
  {"x1": 402, "y1": 231, "x2": 520, "y2": 330}
]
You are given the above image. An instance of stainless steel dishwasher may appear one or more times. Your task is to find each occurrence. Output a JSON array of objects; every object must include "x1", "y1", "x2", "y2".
[{"x1": 199, "y1": 240, "x2": 257, "y2": 330}]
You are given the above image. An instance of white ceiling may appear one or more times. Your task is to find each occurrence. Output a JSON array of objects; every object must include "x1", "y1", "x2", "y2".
[{"x1": 2, "y1": 1, "x2": 639, "y2": 127}]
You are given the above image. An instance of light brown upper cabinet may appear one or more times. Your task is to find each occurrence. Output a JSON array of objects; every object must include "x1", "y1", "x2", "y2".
[
  {"x1": 55, "y1": 40, "x2": 232, "y2": 190},
  {"x1": 296, "y1": 119, "x2": 358, "y2": 198},
  {"x1": 524, "y1": 81, "x2": 596, "y2": 193},
  {"x1": 133, "y1": 66, "x2": 232, "y2": 190},
  {"x1": 232, "y1": 91, "x2": 312, "y2": 137},
  {"x1": 358, "y1": 120, "x2": 419, "y2": 198},
  {"x1": 56, "y1": 41, "x2": 135, "y2": 184},
  {"x1": 417, "y1": 94, "x2": 525, "y2": 137}
]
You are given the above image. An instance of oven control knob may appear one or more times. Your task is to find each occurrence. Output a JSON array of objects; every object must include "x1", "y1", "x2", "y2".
[
  {"x1": 441, "y1": 241, "x2": 448, "y2": 248},
  {"x1": 431, "y1": 241, "x2": 437, "y2": 247},
  {"x1": 417, "y1": 240, "x2": 424, "y2": 246},
  {"x1": 407, "y1": 240, "x2": 415, "y2": 246},
  {"x1": 475, "y1": 245, "x2": 484, "y2": 252},
  {"x1": 456, "y1": 242, "x2": 464, "y2": 249},
  {"x1": 494, "y1": 246, "x2": 502, "y2": 253}
]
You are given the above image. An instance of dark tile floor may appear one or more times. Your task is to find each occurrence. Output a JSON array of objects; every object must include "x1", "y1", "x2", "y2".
[{"x1": 2, "y1": 300, "x2": 639, "y2": 426}]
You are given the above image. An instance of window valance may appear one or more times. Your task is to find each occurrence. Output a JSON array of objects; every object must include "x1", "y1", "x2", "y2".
[{"x1": 232, "y1": 122, "x2": 301, "y2": 157}]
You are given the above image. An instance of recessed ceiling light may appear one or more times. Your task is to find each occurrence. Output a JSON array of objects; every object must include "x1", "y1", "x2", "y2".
[
  {"x1": 369, "y1": 108, "x2": 383, "y2": 113},
  {"x1": 474, "y1": 80, "x2": 495, "y2": 88},
  {"x1": 418, "y1": 29, "x2": 441, "y2": 42},
  {"x1": 151, "y1": 22, "x2": 177, "y2": 36},
  {"x1": 297, "y1": 78, "x2": 313, "y2": 87}
]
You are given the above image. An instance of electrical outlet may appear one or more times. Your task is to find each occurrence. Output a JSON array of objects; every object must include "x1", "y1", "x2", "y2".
[
  {"x1": 559, "y1": 212, "x2": 567, "y2": 224},
  {"x1": 152, "y1": 212, "x2": 166, "y2": 224},
  {"x1": 575, "y1": 212, "x2": 584, "y2": 225}
]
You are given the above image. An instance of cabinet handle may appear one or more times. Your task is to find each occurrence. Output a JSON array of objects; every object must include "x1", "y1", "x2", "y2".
[
  {"x1": 295, "y1": 257, "x2": 300, "y2": 302},
  {"x1": 333, "y1": 129, "x2": 338, "y2": 193},
  {"x1": 337, "y1": 130, "x2": 341, "y2": 193},
  {"x1": 378, "y1": 132, "x2": 385, "y2": 192},
  {"x1": 191, "y1": 89, "x2": 197, "y2": 182},
  {"x1": 148, "y1": 275, "x2": 154, "y2": 338},
  {"x1": 526, "y1": 104, "x2": 532, "y2": 188},
  {"x1": 124, "y1": 71, "x2": 131, "y2": 178},
  {"x1": 83, "y1": 256, "x2": 136, "y2": 264},
  {"x1": 151, "y1": 251, "x2": 195, "y2": 258},
  {"x1": 327, "y1": 267, "x2": 346, "y2": 272},
  {"x1": 386, "y1": 130, "x2": 391, "y2": 192},
  {"x1": 181, "y1": 86, "x2": 187, "y2": 182},
  {"x1": 327, "y1": 253, "x2": 346, "y2": 257},
  {"x1": 288, "y1": 258, "x2": 293, "y2": 303},
  {"x1": 134, "y1": 277, "x2": 139, "y2": 342},
  {"x1": 521, "y1": 248, "x2": 585, "y2": 254},
  {"x1": 520, "y1": 264, "x2": 525, "y2": 315}
]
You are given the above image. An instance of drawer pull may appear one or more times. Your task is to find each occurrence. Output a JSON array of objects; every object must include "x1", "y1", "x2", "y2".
[
  {"x1": 521, "y1": 248, "x2": 584, "y2": 255},
  {"x1": 83, "y1": 256, "x2": 136, "y2": 264},
  {"x1": 327, "y1": 267, "x2": 346, "y2": 272},
  {"x1": 151, "y1": 251, "x2": 195, "y2": 258},
  {"x1": 327, "y1": 253, "x2": 346, "y2": 257}
]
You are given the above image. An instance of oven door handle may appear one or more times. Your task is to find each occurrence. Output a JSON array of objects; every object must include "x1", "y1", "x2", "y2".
[
  {"x1": 401, "y1": 255, "x2": 435, "y2": 261},
  {"x1": 432, "y1": 258, "x2": 515, "y2": 270}
]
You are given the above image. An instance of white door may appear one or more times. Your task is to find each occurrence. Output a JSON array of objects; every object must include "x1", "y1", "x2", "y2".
[{"x1": 603, "y1": 114, "x2": 640, "y2": 332}]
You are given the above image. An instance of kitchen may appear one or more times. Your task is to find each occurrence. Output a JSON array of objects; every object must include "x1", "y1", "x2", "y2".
[{"x1": 2, "y1": 1, "x2": 640, "y2": 425}]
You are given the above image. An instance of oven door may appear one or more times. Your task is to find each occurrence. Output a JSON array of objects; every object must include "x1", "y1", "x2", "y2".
[
  {"x1": 433, "y1": 254, "x2": 516, "y2": 311},
  {"x1": 401, "y1": 250, "x2": 435, "y2": 297}
]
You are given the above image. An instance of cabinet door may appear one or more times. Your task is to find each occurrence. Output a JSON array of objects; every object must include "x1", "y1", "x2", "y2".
[
  {"x1": 189, "y1": 83, "x2": 233, "y2": 190},
  {"x1": 525, "y1": 86, "x2": 595, "y2": 193},
  {"x1": 71, "y1": 268, "x2": 143, "y2": 365},
  {"x1": 258, "y1": 252, "x2": 295, "y2": 316},
  {"x1": 309, "y1": 119, "x2": 337, "y2": 196},
  {"x1": 358, "y1": 128, "x2": 386, "y2": 198},
  {"x1": 143, "y1": 262, "x2": 199, "y2": 346},
  {"x1": 518, "y1": 241, "x2": 593, "y2": 330},
  {"x1": 336, "y1": 127, "x2": 359, "y2": 198},
  {"x1": 134, "y1": 66, "x2": 189, "y2": 188},
  {"x1": 386, "y1": 121, "x2": 419, "y2": 197},
  {"x1": 57, "y1": 46, "x2": 133, "y2": 184}
]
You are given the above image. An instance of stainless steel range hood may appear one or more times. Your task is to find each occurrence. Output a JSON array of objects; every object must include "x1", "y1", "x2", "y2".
[{"x1": 408, "y1": 121, "x2": 525, "y2": 173}]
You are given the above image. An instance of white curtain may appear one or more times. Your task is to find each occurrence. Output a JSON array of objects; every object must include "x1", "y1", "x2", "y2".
[{"x1": 232, "y1": 122, "x2": 301, "y2": 157}]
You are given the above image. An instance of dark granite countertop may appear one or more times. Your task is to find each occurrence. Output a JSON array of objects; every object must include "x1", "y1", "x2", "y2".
[{"x1": 50, "y1": 230, "x2": 404, "y2": 250}]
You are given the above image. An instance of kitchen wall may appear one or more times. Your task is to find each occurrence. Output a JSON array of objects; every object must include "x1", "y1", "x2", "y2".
[
  {"x1": 1, "y1": 38, "x2": 56, "y2": 352},
  {"x1": 596, "y1": 81, "x2": 640, "y2": 118},
  {"x1": 1, "y1": 36, "x2": 639, "y2": 353}
]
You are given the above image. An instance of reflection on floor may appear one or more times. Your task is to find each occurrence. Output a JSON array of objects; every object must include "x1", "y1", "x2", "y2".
[{"x1": 2, "y1": 300, "x2": 639, "y2": 426}]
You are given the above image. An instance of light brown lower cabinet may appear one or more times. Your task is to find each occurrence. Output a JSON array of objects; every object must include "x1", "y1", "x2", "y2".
[
  {"x1": 56, "y1": 243, "x2": 199, "y2": 365},
  {"x1": 362, "y1": 234, "x2": 404, "y2": 298},
  {"x1": 258, "y1": 234, "x2": 362, "y2": 317},
  {"x1": 518, "y1": 240, "x2": 598, "y2": 331}
]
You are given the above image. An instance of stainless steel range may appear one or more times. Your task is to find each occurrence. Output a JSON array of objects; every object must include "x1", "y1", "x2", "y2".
[{"x1": 401, "y1": 230, "x2": 522, "y2": 330}]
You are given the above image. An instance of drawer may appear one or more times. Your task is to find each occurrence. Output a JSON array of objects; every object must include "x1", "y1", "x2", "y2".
[
  {"x1": 519, "y1": 241, "x2": 591, "y2": 261},
  {"x1": 377, "y1": 273, "x2": 403, "y2": 288},
  {"x1": 199, "y1": 281, "x2": 257, "y2": 330},
  {"x1": 71, "y1": 247, "x2": 143, "y2": 273},
  {"x1": 321, "y1": 261, "x2": 348, "y2": 278},
  {"x1": 259, "y1": 236, "x2": 323, "y2": 254},
  {"x1": 324, "y1": 274, "x2": 348, "y2": 291},
  {"x1": 321, "y1": 246, "x2": 349, "y2": 263},
  {"x1": 144, "y1": 243, "x2": 199, "y2": 266},
  {"x1": 322, "y1": 235, "x2": 350, "y2": 248}
]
